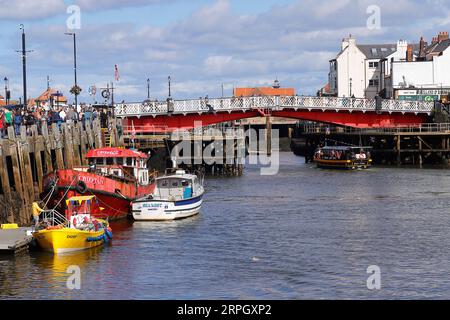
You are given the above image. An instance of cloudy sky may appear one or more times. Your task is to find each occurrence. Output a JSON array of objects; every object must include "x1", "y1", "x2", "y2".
[{"x1": 0, "y1": 0, "x2": 449, "y2": 103}]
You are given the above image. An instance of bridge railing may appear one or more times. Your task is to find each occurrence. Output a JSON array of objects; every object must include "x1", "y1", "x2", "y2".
[
  {"x1": 114, "y1": 96, "x2": 435, "y2": 117},
  {"x1": 300, "y1": 122, "x2": 450, "y2": 134}
]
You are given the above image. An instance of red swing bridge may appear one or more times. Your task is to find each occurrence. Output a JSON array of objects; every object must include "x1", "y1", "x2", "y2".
[{"x1": 114, "y1": 95, "x2": 435, "y2": 134}]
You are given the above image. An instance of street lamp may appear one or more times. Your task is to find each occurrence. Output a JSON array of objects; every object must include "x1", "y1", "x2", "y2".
[
  {"x1": 3, "y1": 77, "x2": 9, "y2": 105},
  {"x1": 65, "y1": 32, "x2": 78, "y2": 108},
  {"x1": 349, "y1": 78, "x2": 353, "y2": 97},
  {"x1": 20, "y1": 24, "x2": 27, "y2": 108},
  {"x1": 168, "y1": 76, "x2": 171, "y2": 98}
]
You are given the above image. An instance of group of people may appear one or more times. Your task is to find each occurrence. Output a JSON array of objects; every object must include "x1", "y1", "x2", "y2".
[{"x1": 0, "y1": 104, "x2": 111, "y2": 137}]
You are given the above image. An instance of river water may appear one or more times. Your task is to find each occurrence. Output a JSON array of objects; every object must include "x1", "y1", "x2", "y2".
[{"x1": 1, "y1": 152, "x2": 450, "y2": 299}]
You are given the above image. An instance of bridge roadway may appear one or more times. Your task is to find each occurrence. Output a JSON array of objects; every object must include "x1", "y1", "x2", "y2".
[{"x1": 114, "y1": 95, "x2": 435, "y2": 133}]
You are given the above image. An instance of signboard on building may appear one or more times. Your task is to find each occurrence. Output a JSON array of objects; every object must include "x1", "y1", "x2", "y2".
[{"x1": 396, "y1": 89, "x2": 450, "y2": 102}]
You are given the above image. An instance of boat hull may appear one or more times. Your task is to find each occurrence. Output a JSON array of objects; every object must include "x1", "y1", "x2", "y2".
[
  {"x1": 132, "y1": 195, "x2": 203, "y2": 221},
  {"x1": 315, "y1": 159, "x2": 372, "y2": 170},
  {"x1": 33, "y1": 227, "x2": 108, "y2": 254}
]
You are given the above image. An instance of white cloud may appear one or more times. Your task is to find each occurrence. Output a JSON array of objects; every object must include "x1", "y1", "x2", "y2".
[{"x1": 74, "y1": 0, "x2": 173, "y2": 11}]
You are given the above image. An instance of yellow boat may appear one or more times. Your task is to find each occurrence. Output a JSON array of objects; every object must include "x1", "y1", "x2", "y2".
[{"x1": 33, "y1": 196, "x2": 113, "y2": 254}]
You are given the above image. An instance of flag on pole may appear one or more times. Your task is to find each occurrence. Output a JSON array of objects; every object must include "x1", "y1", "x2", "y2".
[{"x1": 114, "y1": 64, "x2": 120, "y2": 81}]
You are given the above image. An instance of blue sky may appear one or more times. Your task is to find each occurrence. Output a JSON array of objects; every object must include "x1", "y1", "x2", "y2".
[{"x1": 0, "y1": 0, "x2": 449, "y2": 104}]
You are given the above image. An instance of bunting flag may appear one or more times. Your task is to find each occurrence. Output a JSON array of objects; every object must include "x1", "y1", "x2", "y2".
[
  {"x1": 114, "y1": 64, "x2": 120, "y2": 81},
  {"x1": 131, "y1": 120, "x2": 136, "y2": 145}
]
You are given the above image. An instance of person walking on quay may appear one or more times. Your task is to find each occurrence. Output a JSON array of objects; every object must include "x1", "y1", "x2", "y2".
[
  {"x1": 59, "y1": 107, "x2": 67, "y2": 123},
  {"x1": 100, "y1": 109, "x2": 108, "y2": 128},
  {"x1": 13, "y1": 109, "x2": 22, "y2": 135},
  {"x1": 66, "y1": 107, "x2": 78, "y2": 126},
  {"x1": 24, "y1": 110, "x2": 36, "y2": 135},
  {"x1": 51, "y1": 109, "x2": 62, "y2": 128},
  {"x1": 35, "y1": 108, "x2": 46, "y2": 135},
  {"x1": 83, "y1": 107, "x2": 92, "y2": 129},
  {"x1": 0, "y1": 109, "x2": 5, "y2": 138},
  {"x1": 4, "y1": 107, "x2": 12, "y2": 130}
]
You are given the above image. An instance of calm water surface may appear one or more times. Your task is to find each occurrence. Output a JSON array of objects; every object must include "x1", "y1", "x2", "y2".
[{"x1": 1, "y1": 152, "x2": 450, "y2": 299}]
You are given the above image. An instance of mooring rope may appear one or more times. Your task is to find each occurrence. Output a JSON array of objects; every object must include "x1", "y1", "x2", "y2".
[{"x1": 50, "y1": 176, "x2": 78, "y2": 211}]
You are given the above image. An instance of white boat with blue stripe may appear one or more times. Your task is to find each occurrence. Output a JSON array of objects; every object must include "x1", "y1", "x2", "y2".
[{"x1": 132, "y1": 170, "x2": 204, "y2": 221}]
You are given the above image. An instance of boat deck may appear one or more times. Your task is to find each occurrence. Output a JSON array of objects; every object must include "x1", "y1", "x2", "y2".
[{"x1": 0, "y1": 228, "x2": 34, "y2": 254}]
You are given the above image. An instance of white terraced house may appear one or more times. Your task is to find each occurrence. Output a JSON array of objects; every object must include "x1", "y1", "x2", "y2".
[
  {"x1": 389, "y1": 32, "x2": 450, "y2": 102},
  {"x1": 328, "y1": 35, "x2": 419, "y2": 99}
]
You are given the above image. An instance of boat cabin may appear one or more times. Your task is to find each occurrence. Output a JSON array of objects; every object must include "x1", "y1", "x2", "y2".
[
  {"x1": 315, "y1": 146, "x2": 372, "y2": 161},
  {"x1": 81, "y1": 147, "x2": 151, "y2": 185},
  {"x1": 65, "y1": 195, "x2": 103, "y2": 227},
  {"x1": 154, "y1": 170, "x2": 203, "y2": 201}
]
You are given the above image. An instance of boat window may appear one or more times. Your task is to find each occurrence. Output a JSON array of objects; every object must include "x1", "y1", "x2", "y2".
[
  {"x1": 126, "y1": 157, "x2": 133, "y2": 166},
  {"x1": 106, "y1": 157, "x2": 114, "y2": 165},
  {"x1": 172, "y1": 181, "x2": 179, "y2": 187},
  {"x1": 159, "y1": 179, "x2": 169, "y2": 188},
  {"x1": 96, "y1": 158, "x2": 104, "y2": 165},
  {"x1": 181, "y1": 180, "x2": 190, "y2": 187},
  {"x1": 117, "y1": 157, "x2": 124, "y2": 165}
]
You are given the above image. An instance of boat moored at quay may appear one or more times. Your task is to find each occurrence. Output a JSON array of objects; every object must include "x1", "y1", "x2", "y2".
[
  {"x1": 132, "y1": 169, "x2": 204, "y2": 221},
  {"x1": 33, "y1": 195, "x2": 112, "y2": 254},
  {"x1": 314, "y1": 146, "x2": 373, "y2": 170},
  {"x1": 42, "y1": 147, "x2": 156, "y2": 220}
]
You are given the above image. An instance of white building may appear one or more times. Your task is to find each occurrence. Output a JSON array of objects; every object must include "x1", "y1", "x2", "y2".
[
  {"x1": 389, "y1": 32, "x2": 450, "y2": 102},
  {"x1": 328, "y1": 35, "x2": 419, "y2": 99}
]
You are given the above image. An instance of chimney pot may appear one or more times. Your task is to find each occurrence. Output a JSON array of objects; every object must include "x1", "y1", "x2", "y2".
[
  {"x1": 406, "y1": 44, "x2": 414, "y2": 62},
  {"x1": 437, "y1": 31, "x2": 449, "y2": 42}
]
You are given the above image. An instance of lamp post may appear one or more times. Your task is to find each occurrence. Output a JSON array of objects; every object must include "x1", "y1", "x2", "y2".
[
  {"x1": 168, "y1": 76, "x2": 171, "y2": 98},
  {"x1": 3, "y1": 77, "x2": 8, "y2": 105},
  {"x1": 349, "y1": 77, "x2": 353, "y2": 97},
  {"x1": 147, "y1": 78, "x2": 150, "y2": 99},
  {"x1": 65, "y1": 32, "x2": 78, "y2": 108},
  {"x1": 20, "y1": 24, "x2": 27, "y2": 108}
]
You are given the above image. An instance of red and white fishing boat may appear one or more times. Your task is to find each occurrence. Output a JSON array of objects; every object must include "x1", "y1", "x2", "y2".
[{"x1": 42, "y1": 147, "x2": 156, "y2": 220}]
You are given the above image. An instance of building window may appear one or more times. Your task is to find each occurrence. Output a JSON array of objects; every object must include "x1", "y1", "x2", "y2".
[
  {"x1": 369, "y1": 61, "x2": 379, "y2": 68},
  {"x1": 369, "y1": 79, "x2": 379, "y2": 87}
]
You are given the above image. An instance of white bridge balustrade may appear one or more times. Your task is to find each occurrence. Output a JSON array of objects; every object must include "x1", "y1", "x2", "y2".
[{"x1": 114, "y1": 96, "x2": 435, "y2": 118}]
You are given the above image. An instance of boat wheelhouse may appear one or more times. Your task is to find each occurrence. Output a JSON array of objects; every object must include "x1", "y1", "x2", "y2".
[
  {"x1": 314, "y1": 146, "x2": 372, "y2": 170},
  {"x1": 83, "y1": 147, "x2": 151, "y2": 186},
  {"x1": 132, "y1": 170, "x2": 204, "y2": 221}
]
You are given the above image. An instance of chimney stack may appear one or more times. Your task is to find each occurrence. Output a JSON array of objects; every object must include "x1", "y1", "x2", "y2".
[
  {"x1": 406, "y1": 44, "x2": 414, "y2": 62},
  {"x1": 438, "y1": 31, "x2": 449, "y2": 42},
  {"x1": 418, "y1": 36, "x2": 428, "y2": 60},
  {"x1": 432, "y1": 36, "x2": 438, "y2": 44}
]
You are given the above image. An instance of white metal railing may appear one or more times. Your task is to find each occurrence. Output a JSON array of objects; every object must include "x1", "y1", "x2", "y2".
[
  {"x1": 300, "y1": 122, "x2": 450, "y2": 134},
  {"x1": 40, "y1": 210, "x2": 69, "y2": 227},
  {"x1": 114, "y1": 96, "x2": 435, "y2": 117}
]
